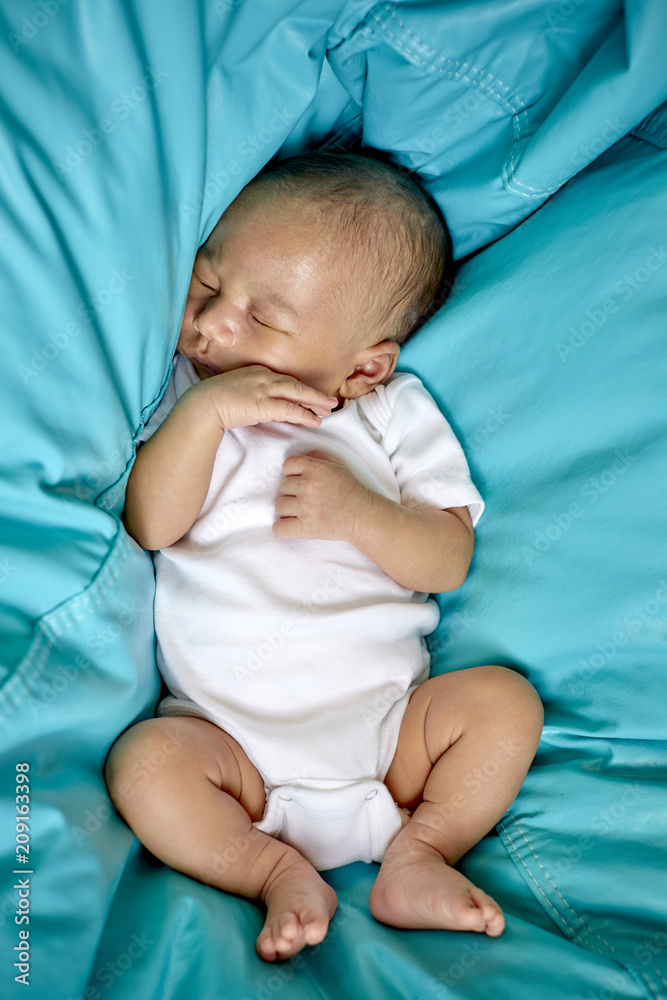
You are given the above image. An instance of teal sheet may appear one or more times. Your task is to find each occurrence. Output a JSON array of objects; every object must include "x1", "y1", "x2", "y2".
[{"x1": 1, "y1": 2, "x2": 666, "y2": 998}]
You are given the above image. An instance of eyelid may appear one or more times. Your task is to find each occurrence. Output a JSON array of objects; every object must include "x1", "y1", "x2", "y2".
[
  {"x1": 251, "y1": 314, "x2": 292, "y2": 336},
  {"x1": 192, "y1": 267, "x2": 216, "y2": 292},
  {"x1": 195, "y1": 273, "x2": 216, "y2": 292}
]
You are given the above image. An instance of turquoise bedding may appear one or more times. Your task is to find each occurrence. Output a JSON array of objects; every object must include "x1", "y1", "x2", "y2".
[{"x1": 1, "y1": 1, "x2": 666, "y2": 997}]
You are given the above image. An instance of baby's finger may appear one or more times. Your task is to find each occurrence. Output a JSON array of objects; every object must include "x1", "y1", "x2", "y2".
[
  {"x1": 267, "y1": 398, "x2": 325, "y2": 426},
  {"x1": 307, "y1": 401, "x2": 337, "y2": 418},
  {"x1": 272, "y1": 516, "x2": 303, "y2": 540},
  {"x1": 282, "y1": 455, "x2": 311, "y2": 477},
  {"x1": 274, "y1": 496, "x2": 299, "y2": 518},
  {"x1": 269, "y1": 376, "x2": 337, "y2": 415},
  {"x1": 277, "y1": 474, "x2": 303, "y2": 498}
]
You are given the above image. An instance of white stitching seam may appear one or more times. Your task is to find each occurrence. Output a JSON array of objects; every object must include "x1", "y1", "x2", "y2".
[
  {"x1": 381, "y1": 3, "x2": 524, "y2": 109},
  {"x1": 0, "y1": 529, "x2": 130, "y2": 719},
  {"x1": 499, "y1": 816, "x2": 580, "y2": 934},
  {"x1": 373, "y1": 3, "x2": 566, "y2": 198},
  {"x1": 503, "y1": 142, "x2": 563, "y2": 196},
  {"x1": 502, "y1": 812, "x2": 667, "y2": 998},
  {"x1": 504, "y1": 811, "x2": 617, "y2": 952},
  {"x1": 369, "y1": 9, "x2": 526, "y2": 126}
]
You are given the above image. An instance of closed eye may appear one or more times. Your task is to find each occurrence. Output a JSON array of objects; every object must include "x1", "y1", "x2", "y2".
[
  {"x1": 194, "y1": 272, "x2": 216, "y2": 292},
  {"x1": 249, "y1": 313, "x2": 293, "y2": 335},
  {"x1": 249, "y1": 313, "x2": 270, "y2": 327}
]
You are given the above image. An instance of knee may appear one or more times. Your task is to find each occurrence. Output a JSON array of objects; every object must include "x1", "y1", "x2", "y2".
[
  {"x1": 479, "y1": 664, "x2": 544, "y2": 739},
  {"x1": 104, "y1": 718, "x2": 189, "y2": 813},
  {"x1": 467, "y1": 664, "x2": 544, "y2": 739},
  {"x1": 425, "y1": 664, "x2": 543, "y2": 740}
]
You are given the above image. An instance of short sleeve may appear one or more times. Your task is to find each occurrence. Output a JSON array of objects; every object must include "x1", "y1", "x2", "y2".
[
  {"x1": 138, "y1": 353, "x2": 200, "y2": 444},
  {"x1": 362, "y1": 373, "x2": 485, "y2": 527}
]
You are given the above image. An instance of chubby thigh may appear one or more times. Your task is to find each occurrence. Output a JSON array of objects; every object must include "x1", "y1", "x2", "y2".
[
  {"x1": 105, "y1": 715, "x2": 268, "y2": 824},
  {"x1": 383, "y1": 665, "x2": 544, "y2": 836}
]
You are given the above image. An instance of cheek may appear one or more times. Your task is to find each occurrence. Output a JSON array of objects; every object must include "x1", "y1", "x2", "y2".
[
  {"x1": 179, "y1": 289, "x2": 207, "y2": 333},
  {"x1": 298, "y1": 351, "x2": 348, "y2": 393},
  {"x1": 177, "y1": 302, "x2": 200, "y2": 351},
  {"x1": 177, "y1": 303, "x2": 193, "y2": 340}
]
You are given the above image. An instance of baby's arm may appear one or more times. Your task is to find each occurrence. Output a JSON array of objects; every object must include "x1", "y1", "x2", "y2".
[
  {"x1": 274, "y1": 452, "x2": 474, "y2": 593},
  {"x1": 350, "y1": 493, "x2": 473, "y2": 593},
  {"x1": 125, "y1": 367, "x2": 337, "y2": 550},
  {"x1": 124, "y1": 379, "x2": 222, "y2": 550}
]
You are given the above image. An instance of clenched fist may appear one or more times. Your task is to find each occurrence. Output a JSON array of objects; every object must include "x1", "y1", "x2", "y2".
[{"x1": 273, "y1": 451, "x2": 373, "y2": 543}]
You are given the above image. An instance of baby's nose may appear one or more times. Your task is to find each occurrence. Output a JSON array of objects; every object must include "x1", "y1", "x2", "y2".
[{"x1": 196, "y1": 299, "x2": 246, "y2": 347}]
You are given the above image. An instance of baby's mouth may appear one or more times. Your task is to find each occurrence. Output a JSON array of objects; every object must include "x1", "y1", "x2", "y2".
[{"x1": 192, "y1": 355, "x2": 221, "y2": 376}]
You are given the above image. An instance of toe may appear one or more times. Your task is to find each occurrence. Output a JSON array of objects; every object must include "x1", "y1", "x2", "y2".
[
  {"x1": 273, "y1": 913, "x2": 305, "y2": 957},
  {"x1": 456, "y1": 899, "x2": 488, "y2": 933},
  {"x1": 256, "y1": 928, "x2": 278, "y2": 963},
  {"x1": 470, "y1": 888, "x2": 505, "y2": 937},
  {"x1": 276, "y1": 911, "x2": 299, "y2": 943},
  {"x1": 484, "y1": 906, "x2": 505, "y2": 937},
  {"x1": 303, "y1": 917, "x2": 328, "y2": 945},
  {"x1": 257, "y1": 912, "x2": 301, "y2": 962}
]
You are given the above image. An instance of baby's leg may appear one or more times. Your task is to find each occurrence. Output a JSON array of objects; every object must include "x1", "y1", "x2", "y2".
[
  {"x1": 371, "y1": 665, "x2": 543, "y2": 935},
  {"x1": 104, "y1": 717, "x2": 337, "y2": 962}
]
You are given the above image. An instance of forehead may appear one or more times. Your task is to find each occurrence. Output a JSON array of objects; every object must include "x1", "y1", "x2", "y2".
[
  {"x1": 204, "y1": 193, "x2": 330, "y2": 276},
  {"x1": 206, "y1": 196, "x2": 372, "y2": 311}
]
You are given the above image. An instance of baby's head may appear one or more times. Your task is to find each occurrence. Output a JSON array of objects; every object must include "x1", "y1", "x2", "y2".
[{"x1": 178, "y1": 150, "x2": 451, "y2": 399}]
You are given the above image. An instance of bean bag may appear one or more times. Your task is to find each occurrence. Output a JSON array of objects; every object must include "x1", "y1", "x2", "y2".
[{"x1": 1, "y1": 1, "x2": 666, "y2": 998}]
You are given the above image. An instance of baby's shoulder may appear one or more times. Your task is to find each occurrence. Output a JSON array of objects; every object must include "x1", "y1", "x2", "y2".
[{"x1": 357, "y1": 370, "x2": 434, "y2": 430}]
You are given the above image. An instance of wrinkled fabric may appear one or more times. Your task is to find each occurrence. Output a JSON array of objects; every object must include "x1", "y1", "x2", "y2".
[{"x1": 1, "y1": 1, "x2": 666, "y2": 998}]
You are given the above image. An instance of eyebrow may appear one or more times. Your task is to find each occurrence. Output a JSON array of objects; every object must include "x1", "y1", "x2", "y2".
[{"x1": 253, "y1": 287, "x2": 299, "y2": 322}]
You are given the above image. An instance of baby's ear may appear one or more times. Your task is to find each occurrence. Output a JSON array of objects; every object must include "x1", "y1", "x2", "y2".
[{"x1": 339, "y1": 341, "x2": 400, "y2": 399}]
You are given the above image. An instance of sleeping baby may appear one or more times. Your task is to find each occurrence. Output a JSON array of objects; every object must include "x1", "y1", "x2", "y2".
[{"x1": 104, "y1": 150, "x2": 543, "y2": 963}]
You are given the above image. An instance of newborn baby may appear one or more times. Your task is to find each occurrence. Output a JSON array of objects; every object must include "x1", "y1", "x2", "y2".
[{"x1": 105, "y1": 150, "x2": 543, "y2": 963}]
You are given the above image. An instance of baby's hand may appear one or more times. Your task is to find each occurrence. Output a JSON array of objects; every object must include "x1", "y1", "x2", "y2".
[
  {"x1": 199, "y1": 366, "x2": 338, "y2": 430},
  {"x1": 273, "y1": 451, "x2": 372, "y2": 543}
]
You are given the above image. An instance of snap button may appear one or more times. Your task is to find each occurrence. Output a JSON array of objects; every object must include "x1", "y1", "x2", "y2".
[
  {"x1": 279, "y1": 793, "x2": 292, "y2": 801},
  {"x1": 365, "y1": 789, "x2": 378, "y2": 800}
]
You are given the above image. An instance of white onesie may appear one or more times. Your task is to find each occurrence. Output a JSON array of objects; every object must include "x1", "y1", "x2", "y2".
[{"x1": 142, "y1": 353, "x2": 484, "y2": 869}]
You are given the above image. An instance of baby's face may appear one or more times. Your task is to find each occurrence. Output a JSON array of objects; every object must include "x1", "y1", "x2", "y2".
[{"x1": 178, "y1": 195, "x2": 379, "y2": 398}]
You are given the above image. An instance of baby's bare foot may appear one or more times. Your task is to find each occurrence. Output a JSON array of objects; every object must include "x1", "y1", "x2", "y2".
[
  {"x1": 257, "y1": 848, "x2": 338, "y2": 962},
  {"x1": 369, "y1": 836, "x2": 505, "y2": 937}
]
